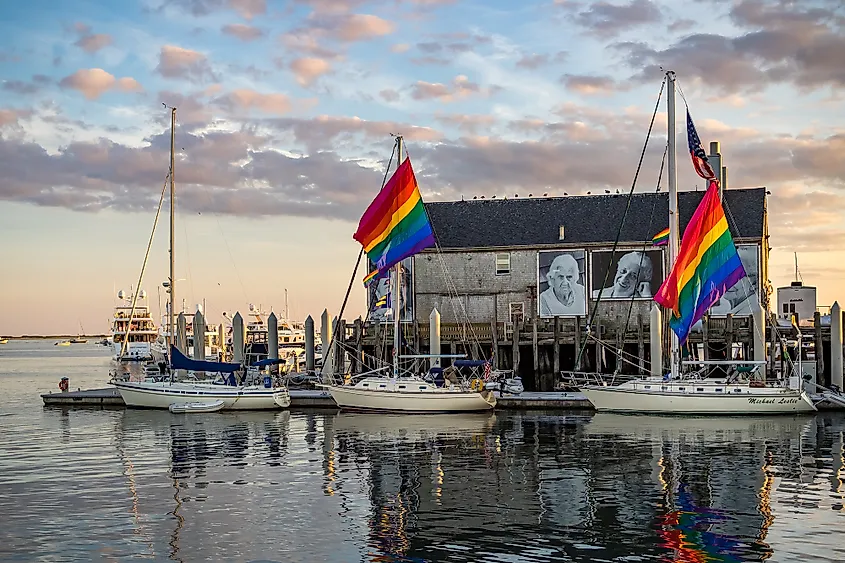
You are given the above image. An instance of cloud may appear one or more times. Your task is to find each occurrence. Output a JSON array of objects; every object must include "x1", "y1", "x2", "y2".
[
  {"x1": 409, "y1": 75, "x2": 490, "y2": 102},
  {"x1": 391, "y1": 43, "x2": 410, "y2": 53},
  {"x1": 1, "y1": 75, "x2": 52, "y2": 95},
  {"x1": 59, "y1": 69, "x2": 143, "y2": 100},
  {"x1": 259, "y1": 115, "x2": 442, "y2": 152},
  {"x1": 560, "y1": 74, "x2": 620, "y2": 95},
  {"x1": 614, "y1": 0, "x2": 845, "y2": 92},
  {"x1": 570, "y1": 0, "x2": 662, "y2": 37},
  {"x1": 214, "y1": 89, "x2": 292, "y2": 115},
  {"x1": 0, "y1": 108, "x2": 31, "y2": 127},
  {"x1": 221, "y1": 23, "x2": 264, "y2": 41},
  {"x1": 516, "y1": 51, "x2": 567, "y2": 70},
  {"x1": 74, "y1": 33, "x2": 113, "y2": 53},
  {"x1": 434, "y1": 113, "x2": 497, "y2": 134},
  {"x1": 316, "y1": 13, "x2": 394, "y2": 41},
  {"x1": 156, "y1": 45, "x2": 216, "y2": 81},
  {"x1": 158, "y1": 0, "x2": 266, "y2": 19},
  {"x1": 290, "y1": 57, "x2": 331, "y2": 86}
]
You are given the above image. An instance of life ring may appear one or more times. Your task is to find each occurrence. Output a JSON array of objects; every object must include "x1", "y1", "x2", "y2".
[
  {"x1": 58, "y1": 378, "x2": 69, "y2": 392},
  {"x1": 470, "y1": 378, "x2": 484, "y2": 392}
]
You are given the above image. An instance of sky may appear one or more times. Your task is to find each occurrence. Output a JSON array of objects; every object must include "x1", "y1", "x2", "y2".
[{"x1": 0, "y1": 0, "x2": 843, "y2": 335}]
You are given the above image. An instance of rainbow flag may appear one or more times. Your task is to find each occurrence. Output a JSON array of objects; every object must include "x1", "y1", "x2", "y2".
[
  {"x1": 354, "y1": 157, "x2": 435, "y2": 285},
  {"x1": 654, "y1": 180, "x2": 746, "y2": 344},
  {"x1": 652, "y1": 227, "x2": 669, "y2": 246}
]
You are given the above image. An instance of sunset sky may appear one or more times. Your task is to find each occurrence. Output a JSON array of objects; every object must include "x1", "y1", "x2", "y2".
[{"x1": 1, "y1": 0, "x2": 843, "y2": 335}]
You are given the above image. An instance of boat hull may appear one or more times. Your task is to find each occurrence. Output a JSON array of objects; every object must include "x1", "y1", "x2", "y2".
[
  {"x1": 114, "y1": 381, "x2": 290, "y2": 410},
  {"x1": 580, "y1": 386, "x2": 817, "y2": 414},
  {"x1": 169, "y1": 400, "x2": 225, "y2": 413},
  {"x1": 324, "y1": 385, "x2": 496, "y2": 412}
]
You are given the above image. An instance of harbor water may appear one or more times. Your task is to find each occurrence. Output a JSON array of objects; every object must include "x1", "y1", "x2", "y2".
[{"x1": 1, "y1": 340, "x2": 844, "y2": 562}]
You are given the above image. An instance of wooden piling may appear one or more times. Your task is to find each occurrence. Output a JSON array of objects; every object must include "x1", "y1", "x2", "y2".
[
  {"x1": 637, "y1": 314, "x2": 644, "y2": 374},
  {"x1": 553, "y1": 316, "x2": 560, "y2": 380},
  {"x1": 815, "y1": 311, "x2": 824, "y2": 382},
  {"x1": 512, "y1": 321, "x2": 521, "y2": 376},
  {"x1": 532, "y1": 317, "x2": 539, "y2": 390},
  {"x1": 491, "y1": 320, "x2": 499, "y2": 370},
  {"x1": 574, "y1": 316, "x2": 582, "y2": 371}
]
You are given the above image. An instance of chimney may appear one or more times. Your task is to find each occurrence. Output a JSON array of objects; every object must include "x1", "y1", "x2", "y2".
[
  {"x1": 708, "y1": 141, "x2": 723, "y2": 196},
  {"x1": 721, "y1": 165, "x2": 728, "y2": 192}
]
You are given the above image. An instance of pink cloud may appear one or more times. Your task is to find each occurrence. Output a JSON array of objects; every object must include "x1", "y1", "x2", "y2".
[
  {"x1": 215, "y1": 89, "x2": 292, "y2": 115},
  {"x1": 74, "y1": 33, "x2": 113, "y2": 53},
  {"x1": 409, "y1": 75, "x2": 489, "y2": 102},
  {"x1": 221, "y1": 23, "x2": 264, "y2": 41},
  {"x1": 229, "y1": 0, "x2": 266, "y2": 19},
  {"x1": 290, "y1": 57, "x2": 331, "y2": 86},
  {"x1": 156, "y1": 45, "x2": 216, "y2": 81},
  {"x1": 59, "y1": 69, "x2": 143, "y2": 100}
]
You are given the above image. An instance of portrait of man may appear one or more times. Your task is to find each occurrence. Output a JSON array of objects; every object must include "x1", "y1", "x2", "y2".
[
  {"x1": 709, "y1": 244, "x2": 760, "y2": 316},
  {"x1": 368, "y1": 259, "x2": 414, "y2": 323},
  {"x1": 538, "y1": 250, "x2": 587, "y2": 317},
  {"x1": 591, "y1": 249, "x2": 663, "y2": 300}
]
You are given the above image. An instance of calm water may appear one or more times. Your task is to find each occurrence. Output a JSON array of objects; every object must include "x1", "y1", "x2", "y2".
[{"x1": 1, "y1": 340, "x2": 844, "y2": 562}]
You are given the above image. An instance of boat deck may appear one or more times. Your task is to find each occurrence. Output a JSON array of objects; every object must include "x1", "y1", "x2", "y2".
[{"x1": 41, "y1": 388, "x2": 592, "y2": 410}]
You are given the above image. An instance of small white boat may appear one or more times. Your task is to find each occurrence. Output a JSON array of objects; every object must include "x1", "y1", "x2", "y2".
[
  {"x1": 115, "y1": 380, "x2": 291, "y2": 410},
  {"x1": 169, "y1": 400, "x2": 225, "y2": 413}
]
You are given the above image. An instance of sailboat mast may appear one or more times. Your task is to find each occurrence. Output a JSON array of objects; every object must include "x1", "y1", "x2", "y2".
[
  {"x1": 169, "y1": 107, "x2": 176, "y2": 356},
  {"x1": 666, "y1": 71, "x2": 681, "y2": 380},
  {"x1": 393, "y1": 136, "x2": 403, "y2": 378}
]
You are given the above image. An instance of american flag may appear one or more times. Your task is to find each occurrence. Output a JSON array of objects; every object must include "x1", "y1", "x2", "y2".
[
  {"x1": 483, "y1": 358, "x2": 492, "y2": 381},
  {"x1": 686, "y1": 110, "x2": 716, "y2": 180}
]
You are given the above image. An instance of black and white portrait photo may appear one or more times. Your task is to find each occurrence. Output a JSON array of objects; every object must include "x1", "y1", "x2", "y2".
[
  {"x1": 368, "y1": 258, "x2": 414, "y2": 323},
  {"x1": 709, "y1": 244, "x2": 760, "y2": 316},
  {"x1": 590, "y1": 249, "x2": 664, "y2": 300},
  {"x1": 538, "y1": 250, "x2": 587, "y2": 317}
]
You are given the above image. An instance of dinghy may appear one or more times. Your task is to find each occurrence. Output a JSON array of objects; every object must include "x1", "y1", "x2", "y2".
[{"x1": 169, "y1": 400, "x2": 225, "y2": 414}]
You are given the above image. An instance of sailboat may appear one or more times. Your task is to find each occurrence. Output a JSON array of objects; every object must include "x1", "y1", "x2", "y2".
[
  {"x1": 111, "y1": 106, "x2": 291, "y2": 411},
  {"x1": 69, "y1": 322, "x2": 87, "y2": 344},
  {"x1": 578, "y1": 71, "x2": 815, "y2": 415},
  {"x1": 321, "y1": 136, "x2": 496, "y2": 412}
]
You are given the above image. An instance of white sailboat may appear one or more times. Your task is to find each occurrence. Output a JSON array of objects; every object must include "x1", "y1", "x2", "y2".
[
  {"x1": 322, "y1": 136, "x2": 496, "y2": 413},
  {"x1": 112, "y1": 106, "x2": 290, "y2": 411},
  {"x1": 578, "y1": 71, "x2": 815, "y2": 415}
]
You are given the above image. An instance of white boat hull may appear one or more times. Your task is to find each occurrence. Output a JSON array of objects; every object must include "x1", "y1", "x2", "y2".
[
  {"x1": 580, "y1": 385, "x2": 817, "y2": 414},
  {"x1": 114, "y1": 381, "x2": 291, "y2": 410},
  {"x1": 324, "y1": 384, "x2": 496, "y2": 412}
]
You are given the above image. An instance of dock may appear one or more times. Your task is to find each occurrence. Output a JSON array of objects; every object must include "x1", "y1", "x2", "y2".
[{"x1": 41, "y1": 388, "x2": 592, "y2": 410}]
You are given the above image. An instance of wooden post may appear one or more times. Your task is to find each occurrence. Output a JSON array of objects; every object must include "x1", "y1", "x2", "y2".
[
  {"x1": 702, "y1": 315, "x2": 710, "y2": 361},
  {"x1": 574, "y1": 316, "x2": 583, "y2": 371},
  {"x1": 725, "y1": 314, "x2": 734, "y2": 360},
  {"x1": 354, "y1": 317, "x2": 363, "y2": 375},
  {"x1": 768, "y1": 313, "x2": 776, "y2": 381},
  {"x1": 615, "y1": 326, "x2": 623, "y2": 374},
  {"x1": 491, "y1": 320, "x2": 499, "y2": 370},
  {"x1": 512, "y1": 320, "x2": 521, "y2": 377},
  {"x1": 637, "y1": 313, "x2": 644, "y2": 375},
  {"x1": 373, "y1": 321, "x2": 383, "y2": 365},
  {"x1": 814, "y1": 311, "x2": 824, "y2": 384},
  {"x1": 532, "y1": 316, "x2": 539, "y2": 390},
  {"x1": 553, "y1": 316, "x2": 560, "y2": 379},
  {"x1": 413, "y1": 318, "x2": 420, "y2": 373}
]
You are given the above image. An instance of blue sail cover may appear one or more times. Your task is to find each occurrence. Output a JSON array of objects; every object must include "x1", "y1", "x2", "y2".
[
  {"x1": 251, "y1": 358, "x2": 286, "y2": 368},
  {"x1": 170, "y1": 345, "x2": 241, "y2": 373}
]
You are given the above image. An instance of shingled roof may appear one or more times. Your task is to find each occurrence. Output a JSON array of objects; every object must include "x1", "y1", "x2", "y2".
[{"x1": 424, "y1": 188, "x2": 766, "y2": 249}]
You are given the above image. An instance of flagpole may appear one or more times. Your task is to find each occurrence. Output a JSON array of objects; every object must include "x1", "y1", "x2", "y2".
[
  {"x1": 393, "y1": 136, "x2": 403, "y2": 378},
  {"x1": 666, "y1": 70, "x2": 680, "y2": 380}
]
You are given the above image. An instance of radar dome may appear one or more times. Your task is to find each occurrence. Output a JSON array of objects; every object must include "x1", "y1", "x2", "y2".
[
  {"x1": 117, "y1": 290, "x2": 126, "y2": 300},
  {"x1": 249, "y1": 303, "x2": 255, "y2": 311}
]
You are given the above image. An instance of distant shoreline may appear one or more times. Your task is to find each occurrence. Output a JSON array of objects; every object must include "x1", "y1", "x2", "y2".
[{"x1": 0, "y1": 335, "x2": 111, "y2": 340}]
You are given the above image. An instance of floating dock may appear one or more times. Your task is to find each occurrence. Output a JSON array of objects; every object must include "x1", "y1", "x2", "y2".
[{"x1": 41, "y1": 387, "x2": 592, "y2": 410}]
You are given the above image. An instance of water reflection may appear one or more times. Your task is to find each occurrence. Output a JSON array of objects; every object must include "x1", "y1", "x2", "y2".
[{"x1": 5, "y1": 407, "x2": 845, "y2": 562}]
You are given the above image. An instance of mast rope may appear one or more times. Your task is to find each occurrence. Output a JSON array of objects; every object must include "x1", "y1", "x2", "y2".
[{"x1": 575, "y1": 75, "x2": 667, "y2": 371}]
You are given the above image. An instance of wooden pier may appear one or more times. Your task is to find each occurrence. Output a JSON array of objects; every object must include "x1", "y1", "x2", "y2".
[{"x1": 41, "y1": 388, "x2": 593, "y2": 410}]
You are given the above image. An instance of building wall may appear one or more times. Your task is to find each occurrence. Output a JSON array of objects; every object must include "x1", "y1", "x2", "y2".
[
  {"x1": 413, "y1": 239, "x2": 765, "y2": 326},
  {"x1": 413, "y1": 245, "x2": 663, "y2": 325}
]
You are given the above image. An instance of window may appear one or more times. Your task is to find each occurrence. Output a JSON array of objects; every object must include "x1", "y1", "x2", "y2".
[
  {"x1": 783, "y1": 303, "x2": 789, "y2": 314},
  {"x1": 509, "y1": 302, "x2": 524, "y2": 324},
  {"x1": 495, "y1": 252, "x2": 511, "y2": 275},
  {"x1": 790, "y1": 303, "x2": 796, "y2": 313}
]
